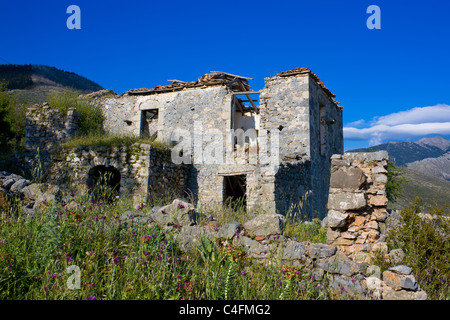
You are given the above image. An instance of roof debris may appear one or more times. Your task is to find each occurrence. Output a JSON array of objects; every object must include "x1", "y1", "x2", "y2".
[{"x1": 127, "y1": 72, "x2": 251, "y2": 95}]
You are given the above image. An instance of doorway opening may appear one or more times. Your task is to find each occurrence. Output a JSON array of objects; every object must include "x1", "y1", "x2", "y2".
[
  {"x1": 86, "y1": 165, "x2": 121, "y2": 203},
  {"x1": 141, "y1": 109, "x2": 159, "y2": 140},
  {"x1": 223, "y1": 175, "x2": 247, "y2": 210}
]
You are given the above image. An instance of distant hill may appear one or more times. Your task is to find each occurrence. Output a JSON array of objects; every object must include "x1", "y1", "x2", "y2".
[
  {"x1": 0, "y1": 64, "x2": 103, "y2": 92},
  {"x1": 348, "y1": 136, "x2": 450, "y2": 210},
  {"x1": 388, "y1": 167, "x2": 450, "y2": 211},
  {"x1": 347, "y1": 140, "x2": 448, "y2": 166}
]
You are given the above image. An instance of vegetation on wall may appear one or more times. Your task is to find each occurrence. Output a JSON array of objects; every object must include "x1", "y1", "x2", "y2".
[{"x1": 48, "y1": 89, "x2": 105, "y2": 136}]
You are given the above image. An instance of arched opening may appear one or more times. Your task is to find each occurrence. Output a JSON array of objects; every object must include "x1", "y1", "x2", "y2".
[{"x1": 86, "y1": 165, "x2": 121, "y2": 203}]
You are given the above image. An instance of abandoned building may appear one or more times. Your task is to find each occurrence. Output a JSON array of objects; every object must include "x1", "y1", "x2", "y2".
[
  {"x1": 22, "y1": 68, "x2": 344, "y2": 219},
  {"x1": 97, "y1": 68, "x2": 343, "y2": 218}
]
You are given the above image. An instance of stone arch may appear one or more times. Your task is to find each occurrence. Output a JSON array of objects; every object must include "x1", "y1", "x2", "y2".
[{"x1": 86, "y1": 165, "x2": 121, "y2": 202}]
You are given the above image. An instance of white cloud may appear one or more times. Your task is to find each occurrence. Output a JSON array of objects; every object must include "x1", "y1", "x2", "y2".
[
  {"x1": 344, "y1": 104, "x2": 450, "y2": 146},
  {"x1": 345, "y1": 119, "x2": 365, "y2": 127},
  {"x1": 371, "y1": 104, "x2": 450, "y2": 126}
]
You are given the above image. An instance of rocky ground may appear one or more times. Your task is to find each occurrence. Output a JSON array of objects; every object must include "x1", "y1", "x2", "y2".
[{"x1": 0, "y1": 170, "x2": 429, "y2": 300}]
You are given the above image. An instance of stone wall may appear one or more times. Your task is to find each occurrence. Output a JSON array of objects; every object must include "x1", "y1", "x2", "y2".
[
  {"x1": 324, "y1": 151, "x2": 389, "y2": 259},
  {"x1": 308, "y1": 76, "x2": 344, "y2": 218},
  {"x1": 25, "y1": 103, "x2": 81, "y2": 153},
  {"x1": 258, "y1": 73, "x2": 343, "y2": 218},
  {"x1": 13, "y1": 104, "x2": 81, "y2": 178},
  {"x1": 50, "y1": 143, "x2": 186, "y2": 204}
]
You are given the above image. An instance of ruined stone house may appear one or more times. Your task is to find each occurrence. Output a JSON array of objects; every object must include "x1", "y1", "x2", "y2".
[
  {"x1": 94, "y1": 68, "x2": 344, "y2": 218},
  {"x1": 20, "y1": 68, "x2": 392, "y2": 257}
]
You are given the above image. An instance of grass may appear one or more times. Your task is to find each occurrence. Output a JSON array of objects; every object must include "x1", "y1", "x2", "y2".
[
  {"x1": 0, "y1": 185, "x2": 329, "y2": 300},
  {"x1": 386, "y1": 198, "x2": 450, "y2": 300},
  {"x1": 62, "y1": 133, "x2": 170, "y2": 150},
  {"x1": 48, "y1": 89, "x2": 104, "y2": 136}
]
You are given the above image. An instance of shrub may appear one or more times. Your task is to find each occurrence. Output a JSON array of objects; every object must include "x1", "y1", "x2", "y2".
[
  {"x1": 387, "y1": 198, "x2": 449, "y2": 299},
  {"x1": 48, "y1": 89, "x2": 104, "y2": 136},
  {"x1": 386, "y1": 160, "x2": 408, "y2": 202}
]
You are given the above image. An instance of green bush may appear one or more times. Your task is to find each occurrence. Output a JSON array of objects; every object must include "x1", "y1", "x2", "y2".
[
  {"x1": 48, "y1": 89, "x2": 104, "y2": 136},
  {"x1": 387, "y1": 198, "x2": 449, "y2": 299}
]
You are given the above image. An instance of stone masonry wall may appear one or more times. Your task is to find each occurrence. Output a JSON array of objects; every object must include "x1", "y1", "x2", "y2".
[
  {"x1": 308, "y1": 75, "x2": 344, "y2": 219},
  {"x1": 50, "y1": 143, "x2": 186, "y2": 204},
  {"x1": 14, "y1": 104, "x2": 81, "y2": 178},
  {"x1": 324, "y1": 151, "x2": 389, "y2": 259}
]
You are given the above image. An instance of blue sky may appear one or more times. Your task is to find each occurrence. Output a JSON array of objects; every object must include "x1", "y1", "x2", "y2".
[{"x1": 1, "y1": 0, "x2": 450, "y2": 150}]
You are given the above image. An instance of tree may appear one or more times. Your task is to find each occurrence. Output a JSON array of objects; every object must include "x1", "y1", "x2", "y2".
[
  {"x1": 0, "y1": 84, "x2": 12, "y2": 152},
  {"x1": 386, "y1": 160, "x2": 408, "y2": 202}
]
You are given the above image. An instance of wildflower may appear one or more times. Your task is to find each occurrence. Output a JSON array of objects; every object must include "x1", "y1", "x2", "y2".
[
  {"x1": 86, "y1": 251, "x2": 96, "y2": 257},
  {"x1": 143, "y1": 251, "x2": 150, "y2": 256},
  {"x1": 57, "y1": 211, "x2": 62, "y2": 216},
  {"x1": 177, "y1": 203, "x2": 185, "y2": 209},
  {"x1": 113, "y1": 257, "x2": 119, "y2": 264},
  {"x1": 214, "y1": 227, "x2": 218, "y2": 232},
  {"x1": 88, "y1": 207, "x2": 93, "y2": 211},
  {"x1": 65, "y1": 256, "x2": 73, "y2": 263},
  {"x1": 178, "y1": 275, "x2": 182, "y2": 279},
  {"x1": 241, "y1": 271, "x2": 246, "y2": 276},
  {"x1": 85, "y1": 296, "x2": 97, "y2": 300},
  {"x1": 70, "y1": 191, "x2": 75, "y2": 197},
  {"x1": 122, "y1": 256, "x2": 127, "y2": 260}
]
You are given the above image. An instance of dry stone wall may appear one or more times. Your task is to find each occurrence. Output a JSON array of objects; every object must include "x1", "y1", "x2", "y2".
[
  {"x1": 50, "y1": 143, "x2": 186, "y2": 204},
  {"x1": 13, "y1": 104, "x2": 81, "y2": 177},
  {"x1": 324, "y1": 151, "x2": 389, "y2": 259}
]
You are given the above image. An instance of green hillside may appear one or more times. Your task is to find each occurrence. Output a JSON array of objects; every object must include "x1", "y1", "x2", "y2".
[
  {"x1": 0, "y1": 64, "x2": 103, "y2": 92},
  {"x1": 389, "y1": 167, "x2": 450, "y2": 211}
]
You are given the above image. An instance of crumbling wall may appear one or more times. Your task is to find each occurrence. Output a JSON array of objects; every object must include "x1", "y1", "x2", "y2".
[
  {"x1": 13, "y1": 104, "x2": 81, "y2": 177},
  {"x1": 308, "y1": 75, "x2": 344, "y2": 219},
  {"x1": 259, "y1": 74, "x2": 310, "y2": 160},
  {"x1": 25, "y1": 104, "x2": 81, "y2": 153},
  {"x1": 324, "y1": 151, "x2": 389, "y2": 259},
  {"x1": 50, "y1": 143, "x2": 186, "y2": 204},
  {"x1": 259, "y1": 72, "x2": 343, "y2": 219}
]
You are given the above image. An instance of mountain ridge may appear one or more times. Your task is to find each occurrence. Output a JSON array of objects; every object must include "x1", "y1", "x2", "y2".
[{"x1": 0, "y1": 64, "x2": 103, "y2": 92}]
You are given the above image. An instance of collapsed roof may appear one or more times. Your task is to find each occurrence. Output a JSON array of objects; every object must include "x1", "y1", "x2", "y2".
[{"x1": 127, "y1": 71, "x2": 252, "y2": 95}]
